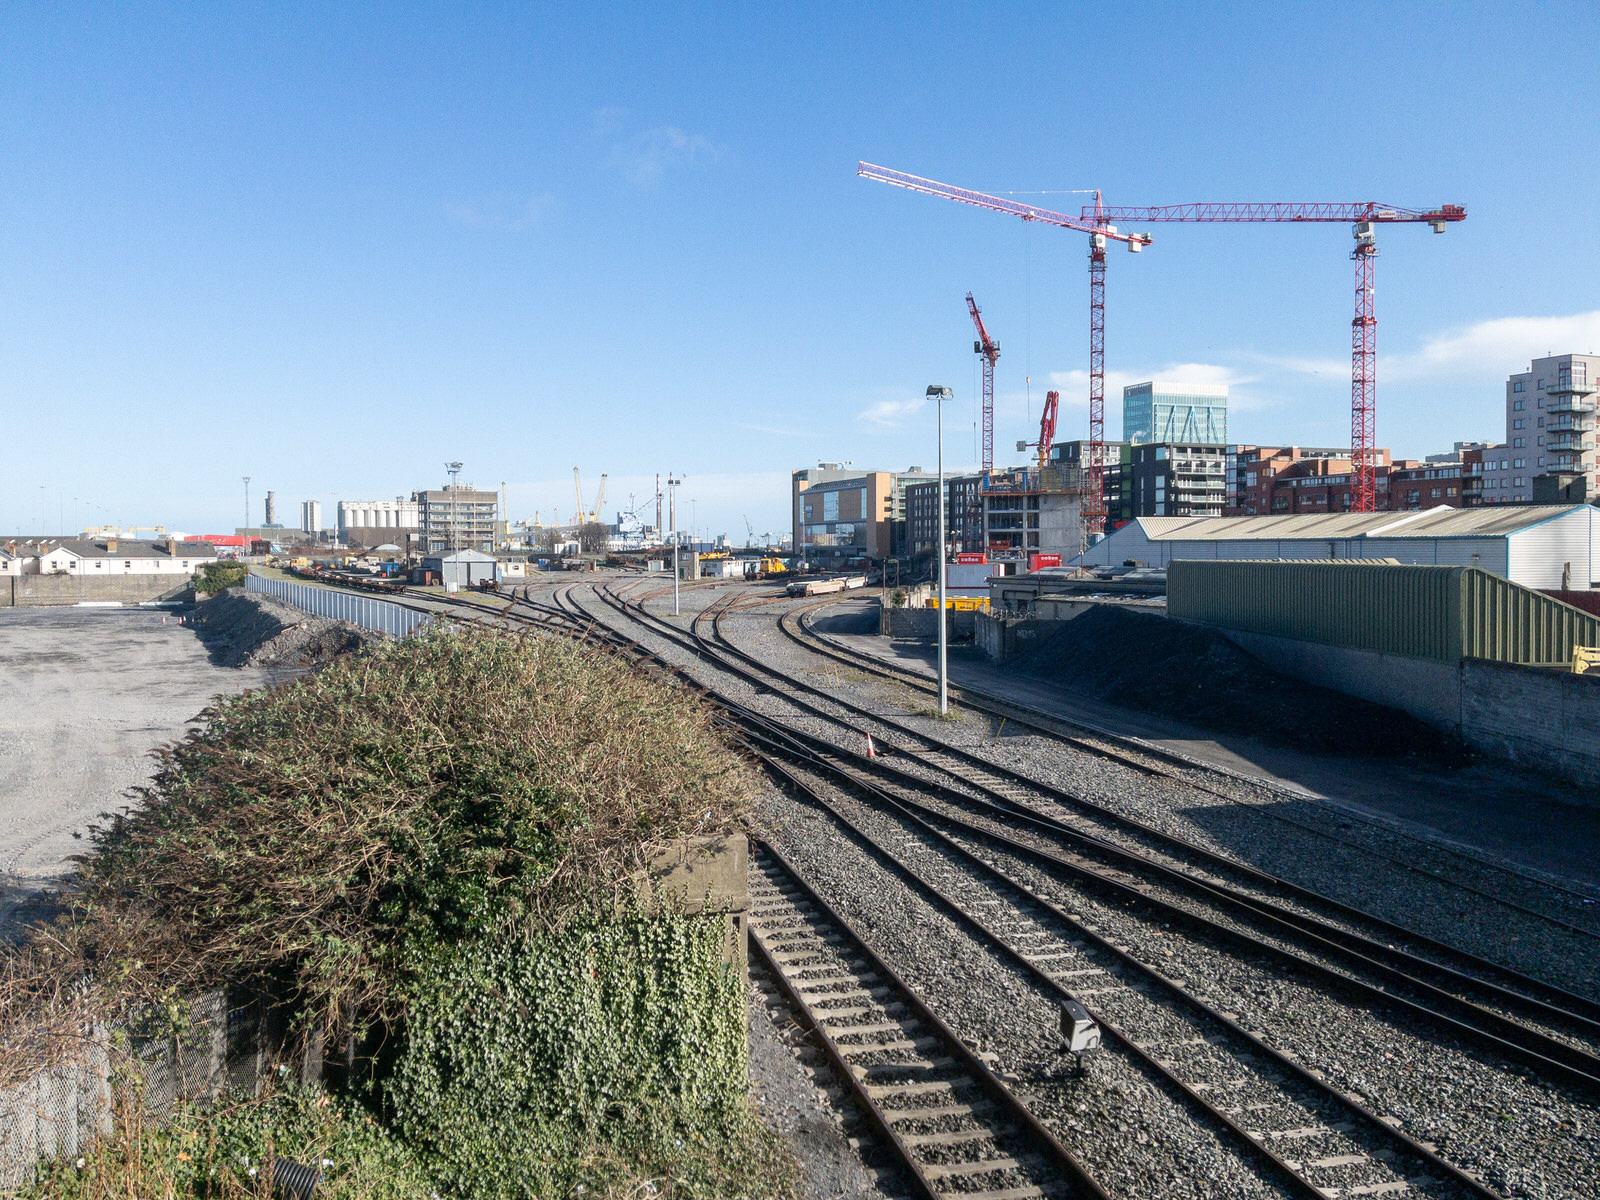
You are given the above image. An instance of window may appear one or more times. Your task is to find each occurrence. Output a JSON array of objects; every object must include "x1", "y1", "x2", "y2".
[
  {"x1": 1514, "y1": 381, "x2": 1525, "y2": 392},
  {"x1": 1513, "y1": 458, "x2": 1526, "y2": 468},
  {"x1": 1512, "y1": 418, "x2": 1525, "y2": 429},
  {"x1": 1538, "y1": 437, "x2": 1545, "y2": 447},
  {"x1": 1513, "y1": 400, "x2": 1525, "y2": 411},
  {"x1": 1514, "y1": 477, "x2": 1525, "y2": 487},
  {"x1": 1538, "y1": 417, "x2": 1544, "y2": 428},
  {"x1": 1538, "y1": 379, "x2": 1545, "y2": 389},
  {"x1": 1514, "y1": 438, "x2": 1526, "y2": 448}
]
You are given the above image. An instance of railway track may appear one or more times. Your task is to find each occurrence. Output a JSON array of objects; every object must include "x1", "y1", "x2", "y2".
[
  {"x1": 750, "y1": 838, "x2": 1109, "y2": 1200},
  {"x1": 332, "y1": 578, "x2": 1593, "y2": 1195},
  {"x1": 777, "y1": 597, "x2": 1600, "y2": 939},
  {"x1": 587, "y1": 582, "x2": 1600, "y2": 1072}
]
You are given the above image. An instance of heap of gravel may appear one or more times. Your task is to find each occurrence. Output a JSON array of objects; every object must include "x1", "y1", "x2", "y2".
[
  {"x1": 192, "y1": 587, "x2": 376, "y2": 669},
  {"x1": 1013, "y1": 605, "x2": 1455, "y2": 761}
]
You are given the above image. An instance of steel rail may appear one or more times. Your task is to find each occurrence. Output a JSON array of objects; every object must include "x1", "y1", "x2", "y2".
[
  {"x1": 752, "y1": 747, "x2": 1505, "y2": 1200},
  {"x1": 749, "y1": 837, "x2": 1110, "y2": 1200},
  {"x1": 784, "y1": 599, "x2": 1600, "y2": 937},
  {"x1": 577, "y1": 582, "x2": 1600, "y2": 1087}
]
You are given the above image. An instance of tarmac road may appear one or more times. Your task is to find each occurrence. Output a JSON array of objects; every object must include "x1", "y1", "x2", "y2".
[{"x1": 0, "y1": 606, "x2": 270, "y2": 930}]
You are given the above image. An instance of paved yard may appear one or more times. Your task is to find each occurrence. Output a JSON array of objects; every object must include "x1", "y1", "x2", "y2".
[{"x1": 0, "y1": 607, "x2": 270, "y2": 926}]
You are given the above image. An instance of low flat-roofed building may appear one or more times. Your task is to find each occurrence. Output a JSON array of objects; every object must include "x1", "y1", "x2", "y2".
[{"x1": 1069, "y1": 505, "x2": 1600, "y2": 591}]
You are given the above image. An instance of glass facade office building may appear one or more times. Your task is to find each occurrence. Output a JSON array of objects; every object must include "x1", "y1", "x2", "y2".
[{"x1": 1122, "y1": 381, "x2": 1228, "y2": 445}]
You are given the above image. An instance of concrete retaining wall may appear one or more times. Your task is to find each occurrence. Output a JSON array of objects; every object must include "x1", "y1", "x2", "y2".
[
  {"x1": 2, "y1": 575, "x2": 193, "y2": 607},
  {"x1": 1218, "y1": 626, "x2": 1600, "y2": 792},
  {"x1": 976, "y1": 613, "x2": 1070, "y2": 662},
  {"x1": 882, "y1": 604, "x2": 976, "y2": 640},
  {"x1": 1459, "y1": 660, "x2": 1600, "y2": 788}
]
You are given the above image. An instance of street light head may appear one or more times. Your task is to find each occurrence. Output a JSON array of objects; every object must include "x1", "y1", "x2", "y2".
[{"x1": 926, "y1": 385, "x2": 953, "y2": 399}]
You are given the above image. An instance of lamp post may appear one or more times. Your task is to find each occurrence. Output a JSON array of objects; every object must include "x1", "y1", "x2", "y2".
[
  {"x1": 927, "y1": 385, "x2": 954, "y2": 715},
  {"x1": 667, "y1": 474, "x2": 684, "y2": 615}
]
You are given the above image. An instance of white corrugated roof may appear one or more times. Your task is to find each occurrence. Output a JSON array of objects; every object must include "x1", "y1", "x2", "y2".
[{"x1": 1136, "y1": 506, "x2": 1589, "y2": 542}]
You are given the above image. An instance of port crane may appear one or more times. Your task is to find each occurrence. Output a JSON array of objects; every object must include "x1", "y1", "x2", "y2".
[
  {"x1": 572, "y1": 469, "x2": 608, "y2": 525},
  {"x1": 860, "y1": 163, "x2": 1150, "y2": 546},
  {"x1": 1077, "y1": 199, "x2": 1465, "y2": 511}
]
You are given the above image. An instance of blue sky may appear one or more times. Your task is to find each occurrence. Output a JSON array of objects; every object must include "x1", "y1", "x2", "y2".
[{"x1": 3, "y1": 2, "x2": 1597, "y2": 540}]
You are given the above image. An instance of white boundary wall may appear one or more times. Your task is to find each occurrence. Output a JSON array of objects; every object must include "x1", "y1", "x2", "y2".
[{"x1": 247, "y1": 574, "x2": 430, "y2": 638}]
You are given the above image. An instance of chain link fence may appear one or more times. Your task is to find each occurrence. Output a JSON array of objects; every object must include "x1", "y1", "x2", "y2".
[{"x1": 0, "y1": 990, "x2": 279, "y2": 1190}]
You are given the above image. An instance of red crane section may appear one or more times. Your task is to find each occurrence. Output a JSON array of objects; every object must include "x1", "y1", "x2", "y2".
[
  {"x1": 966, "y1": 292, "x2": 999, "y2": 474},
  {"x1": 1080, "y1": 200, "x2": 1466, "y2": 511}
]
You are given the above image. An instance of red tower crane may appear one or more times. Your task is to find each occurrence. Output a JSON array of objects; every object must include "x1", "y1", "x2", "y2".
[
  {"x1": 859, "y1": 163, "x2": 1151, "y2": 548},
  {"x1": 966, "y1": 292, "x2": 1000, "y2": 474},
  {"x1": 1081, "y1": 201, "x2": 1466, "y2": 511}
]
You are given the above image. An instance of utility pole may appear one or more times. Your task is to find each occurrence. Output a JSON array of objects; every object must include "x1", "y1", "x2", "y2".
[
  {"x1": 667, "y1": 474, "x2": 684, "y2": 615},
  {"x1": 243, "y1": 477, "x2": 251, "y2": 532},
  {"x1": 928, "y1": 385, "x2": 953, "y2": 715}
]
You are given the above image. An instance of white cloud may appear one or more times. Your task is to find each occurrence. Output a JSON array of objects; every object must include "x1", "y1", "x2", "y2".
[
  {"x1": 607, "y1": 126, "x2": 724, "y2": 184},
  {"x1": 444, "y1": 192, "x2": 558, "y2": 231},
  {"x1": 1382, "y1": 310, "x2": 1600, "y2": 380},
  {"x1": 1045, "y1": 361, "x2": 1254, "y2": 406},
  {"x1": 856, "y1": 397, "x2": 926, "y2": 429},
  {"x1": 1254, "y1": 311, "x2": 1600, "y2": 383}
]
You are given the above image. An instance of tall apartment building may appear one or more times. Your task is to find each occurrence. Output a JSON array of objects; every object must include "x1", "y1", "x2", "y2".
[
  {"x1": 1505, "y1": 354, "x2": 1599, "y2": 503},
  {"x1": 300, "y1": 500, "x2": 322, "y2": 534},
  {"x1": 1226, "y1": 446, "x2": 1386, "y2": 516},
  {"x1": 1130, "y1": 443, "x2": 1229, "y2": 517},
  {"x1": 415, "y1": 485, "x2": 499, "y2": 553},
  {"x1": 1122, "y1": 381, "x2": 1228, "y2": 445}
]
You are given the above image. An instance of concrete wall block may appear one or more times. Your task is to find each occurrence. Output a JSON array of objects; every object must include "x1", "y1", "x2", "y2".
[
  {"x1": 1460, "y1": 661, "x2": 1600, "y2": 791},
  {"x1": 1218, "y1": 628, "x2": 1464, "y2": 732},
  {"x1": 4, "y1": 574, "x2": 194, "y2": 607}
]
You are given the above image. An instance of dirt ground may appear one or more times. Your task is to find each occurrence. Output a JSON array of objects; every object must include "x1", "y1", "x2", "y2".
[{"x1": 0, "y1": 607, "x2": 272, "y2": 930}]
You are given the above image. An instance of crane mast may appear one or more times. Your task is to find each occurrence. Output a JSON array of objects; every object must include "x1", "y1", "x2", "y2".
[{"x1": 965, "y1": 293, "x2": 1000, "y2": 474}]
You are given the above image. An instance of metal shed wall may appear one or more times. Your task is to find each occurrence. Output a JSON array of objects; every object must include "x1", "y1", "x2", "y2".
[{"x1": 1168, "y1": 559, "x2": 1600, "y2": 664}]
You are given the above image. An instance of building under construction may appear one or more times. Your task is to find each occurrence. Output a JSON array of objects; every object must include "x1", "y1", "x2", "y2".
[{"x1": 903, "y1": 464, "x2": 1082, "y2": 563}]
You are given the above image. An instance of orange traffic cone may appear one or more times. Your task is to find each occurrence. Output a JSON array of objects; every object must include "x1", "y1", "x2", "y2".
[{"x1": 865, "y1": 733, "x2": 876, "y2": 758}]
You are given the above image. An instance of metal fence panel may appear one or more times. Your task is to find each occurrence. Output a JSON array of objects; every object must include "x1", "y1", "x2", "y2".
[
  {"x1": 1169, "y1": 559, "x2": 1600, "y2": 665},
  {"x1": 245, "y1": 573, "x2": 428, "y2": 638}
]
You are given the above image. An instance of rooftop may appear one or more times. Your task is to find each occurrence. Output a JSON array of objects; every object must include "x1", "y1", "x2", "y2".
[{"x1": 1127, "y1": 505, "x2": 1592, "y2": 542}]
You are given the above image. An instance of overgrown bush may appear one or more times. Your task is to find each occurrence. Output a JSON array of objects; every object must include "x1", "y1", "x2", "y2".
[
  {"x1": 2, "y1": 626, "x2": 790, "y2": 1197},
  {"x1": 192, "y1": 560, "x2": 247, "y2": 594}
]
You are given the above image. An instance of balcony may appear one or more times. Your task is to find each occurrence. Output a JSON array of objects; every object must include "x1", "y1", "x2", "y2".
[
  {"x1": 1548, "y1": 432, "x2": 1595, "y2": 452},
  {"x1": 1549, "y1": 415, "x2": 1597, "y2": 433},
  {"x1": 1546, "y1": 393, "x2": 1597, "y2": 415}
]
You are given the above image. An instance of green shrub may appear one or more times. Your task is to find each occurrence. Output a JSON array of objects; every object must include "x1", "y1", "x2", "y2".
[
  {"x1": 19, "y1": 1082, "x2": 435, "y2": 1200},
  {"x1": 389, "y1": 914, "x2": 793, "y2": 1199},
  {"x1": 192, "y1": 560, "x2": 247, "y2": 594}
]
